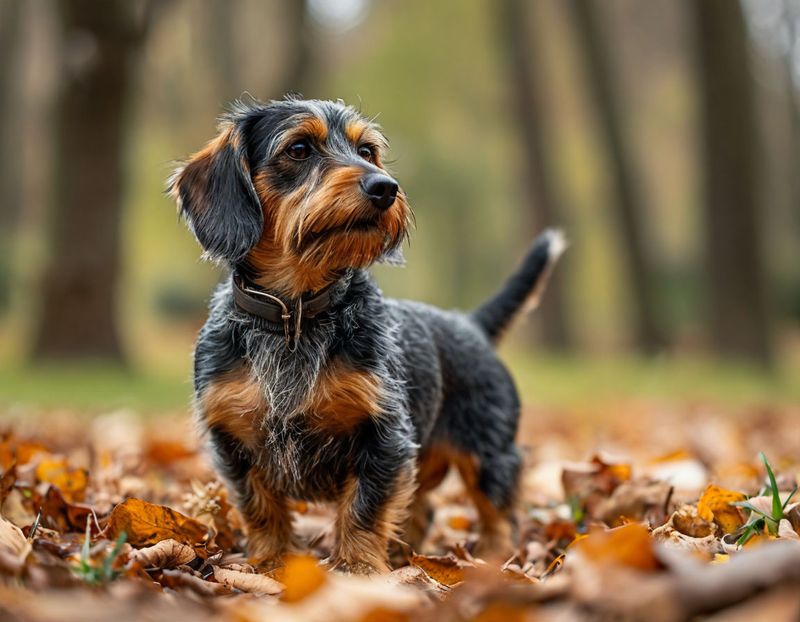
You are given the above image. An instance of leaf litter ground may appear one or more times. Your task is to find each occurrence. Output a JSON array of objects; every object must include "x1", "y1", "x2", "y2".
[{"x1": 2, "y1": 401, "x2": 800, "y2": 621}]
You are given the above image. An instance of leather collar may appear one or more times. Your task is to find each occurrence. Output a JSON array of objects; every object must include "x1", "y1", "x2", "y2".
[{"x1": 231, "y1": 272, "x2": 335, "y2": 349}]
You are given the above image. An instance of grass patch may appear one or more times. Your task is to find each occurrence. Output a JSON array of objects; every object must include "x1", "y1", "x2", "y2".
[
  {"x1": 504, "y1": 350, "x2": 800, "y2": 407},
  {"x1": 0, "y1": 354, "x2": 797, "y2": 413},
  {"x1": 0, "y1": 363, "x2": 191, "y2": 412}
]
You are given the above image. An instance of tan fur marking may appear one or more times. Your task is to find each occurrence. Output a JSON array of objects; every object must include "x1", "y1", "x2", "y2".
[
  {"x1": 416, "y1": 445, "x2": 452, "y2": 494},
  {"x1": 305, "y1": 363, "x2": 382, "y2": 433},
  {"x1": 246, "y1": 164, "x2": 410, "y2": 298},
  {"x1": 344, "y1": 120, "x2": 368, "y2": 145},
  {"x1": 332, "y1": 463, "x2": 417, "y2": 572},
  {"x1": 170, "y1": 125, "x2": 236, "y2": 212},
  {"x1": 201, "y1": 368, "x2": 265, "y2": 452},
  {"x1": 282, "y1": 116, "x2": 329, "y2": 146},
  {"x1": 453, "y1": 451, "x2": 515, "y2": 557},
  {"x1": 243, "y1": 469, "x2": 297, "y2": 563}
]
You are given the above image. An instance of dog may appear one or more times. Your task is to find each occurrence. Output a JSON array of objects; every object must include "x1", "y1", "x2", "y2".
[{"x1": 169, "y1": 96, "x2": 564, "y2": 573}]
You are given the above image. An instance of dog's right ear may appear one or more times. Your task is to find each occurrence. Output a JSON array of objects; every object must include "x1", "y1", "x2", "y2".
[{"x1": 168, "y1": 119, "x2": 263, "y2": 263}]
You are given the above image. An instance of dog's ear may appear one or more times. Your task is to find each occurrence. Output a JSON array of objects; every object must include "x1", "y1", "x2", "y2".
[{"x1": 169, "y1": 119, "x2": 262, "y2": 263}]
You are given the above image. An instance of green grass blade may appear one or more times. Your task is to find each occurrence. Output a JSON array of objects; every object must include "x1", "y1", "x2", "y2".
[{"x1": 760, "y1": 452, "x2": 783, "y2": 521}]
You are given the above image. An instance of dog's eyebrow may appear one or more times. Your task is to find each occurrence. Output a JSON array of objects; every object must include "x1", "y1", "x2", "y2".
[
  {"x1": 344, "y1": 120, "x2": 388, "y2": 150},
  {"x1": 270, "y1": 115, "x2": 329, "y2": 155}
]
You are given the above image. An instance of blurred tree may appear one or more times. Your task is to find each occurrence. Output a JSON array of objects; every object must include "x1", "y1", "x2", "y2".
[
  {"x1": 496, "y1": 0, "x2": 572, "y2": 350},
  {"x1": 275, "y1": 0, "x2": 315, "y2": 97},
  {"x1": 32, "y1": 0, "x2": 170, "y2": 362},
  {"x1": 207, "y1": 0, "x2": 240, "y2": 102},
  {"x1": 567, "y1": 0, "x2": 666, "y2": 353},
  {"x1": 690, "y1": 0, "x2": 773, "y2": 366},
  {"x1": 0, "y1": 0, "x2": 24, "y2": 313}
]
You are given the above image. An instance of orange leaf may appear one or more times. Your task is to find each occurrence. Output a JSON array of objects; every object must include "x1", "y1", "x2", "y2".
[
  {"x1": 35, "y1": 457, "x2": 88, "y2": 503},
  {"x1": 106, "y1": 498, "x2": 209, "y2": 548},
  {"x1": 277, "y1": 554, "x2": 327, "y2": 603},
  {"x1": 446, "y1": 515, "x2": 472, "y2": 531},
  {"x1": 697, "y1": 484, "x2": 746, "y2": 534},
  {"x1": 410, "y1": 553, "x2": 472, "y2": 586},
  {"x1": 572, "y1": 523, "x2": 660, "y2": 572}
]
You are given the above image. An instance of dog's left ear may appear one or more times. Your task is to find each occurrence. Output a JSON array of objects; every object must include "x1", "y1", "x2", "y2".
[{"x1": 169, "y1": 119, "x2": 262, "y2": 263}]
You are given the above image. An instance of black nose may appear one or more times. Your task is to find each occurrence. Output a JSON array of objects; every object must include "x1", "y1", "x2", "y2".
[{"x1": 360, "y1": 173, "x2": 398, "y2": 210}]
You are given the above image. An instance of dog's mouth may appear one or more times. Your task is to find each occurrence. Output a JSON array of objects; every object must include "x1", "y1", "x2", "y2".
[{"x1": 303, "y1": 215, "x2": 382, "y2": 244}]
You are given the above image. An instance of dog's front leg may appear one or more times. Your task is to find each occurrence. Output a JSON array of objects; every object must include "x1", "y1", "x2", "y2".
[
  {"x1": 329, "y1": 421, "x2": 417, "y2": 573},
  {"x1": 207, "y1": 428, "x2": 296, "y2": 567}
]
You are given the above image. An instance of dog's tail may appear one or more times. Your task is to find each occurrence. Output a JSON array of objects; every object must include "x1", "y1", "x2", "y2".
[{"x1": 470, "y1": 229, "x2": 566, "y2": 343}]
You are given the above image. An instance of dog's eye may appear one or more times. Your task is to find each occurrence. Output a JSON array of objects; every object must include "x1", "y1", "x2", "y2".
[
  {"x1": 357, "y1": 145, "x2": 374, "y2": 162},
  {"x1": 287, "y1": 140, "x2": 311, "y2": 161}
]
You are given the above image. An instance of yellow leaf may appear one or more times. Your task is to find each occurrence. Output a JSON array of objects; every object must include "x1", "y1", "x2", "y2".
[
  {"x1": 697, "y1": 485, "x2": 746, "y2": 534},
  {"x1": 35, "y1": 457, "x2": 88, "y2": 503}
]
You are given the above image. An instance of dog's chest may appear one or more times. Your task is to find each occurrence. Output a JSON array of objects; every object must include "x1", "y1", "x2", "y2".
[{"x1": 199, "y1": 361, "x2": 383, "y2": 497}]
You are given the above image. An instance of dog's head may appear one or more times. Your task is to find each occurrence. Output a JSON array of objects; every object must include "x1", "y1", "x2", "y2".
[{"x1": 169, "y1": 97, "x2": 411, "y2": 297}]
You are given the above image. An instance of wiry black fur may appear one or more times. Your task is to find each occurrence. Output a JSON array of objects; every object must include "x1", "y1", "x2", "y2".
[{"x1": 172, "y1": 97, "x2": 563, "y2": 569}]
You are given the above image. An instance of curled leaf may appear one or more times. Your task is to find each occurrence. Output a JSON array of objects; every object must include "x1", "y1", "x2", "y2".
[
  {"x1": 212, "y1": 566, "x2": 283, "y2": 595},
  {"x1": 128, "y1": 539, "x2": 196, "y2": 569}
]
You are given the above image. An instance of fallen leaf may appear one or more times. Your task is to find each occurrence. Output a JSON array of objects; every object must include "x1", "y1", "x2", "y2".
[
  {"x1": 34, "y1": 457, "x2": 88, "y2": 503},
  {"x1": 37, "y1": 486, "x2": 95, "y2": 534},
  {"x1": 128, "y1": 539, "x2": 196, "y2": 569},
  {"x1": 652, "y1": 505, "x2": 719, "y2": 555},
  {"x1": 410, "y1": 552, "x2": 474, "y2": 586},
  {"x1": 212, "y1": 566, "x2": 283, "y2": 594},
  {"x1": 697, "y1": 485, "x2": 746, "y2": 534},
  {"x1": 105, "y1": 498, "x2": 209, "y2": 548},
  {"x1": 571, "y1": 523, "x2": 661, "y2": 572},
  {"x1": 276, "y1": 554, "x2": 327, "y2": 603},
  {"x1": 0, "y1": 516, "x2": 30, "y2": 560},
  {"x1": 597, "y1": 480, "x2": 673, "y2": 526}
]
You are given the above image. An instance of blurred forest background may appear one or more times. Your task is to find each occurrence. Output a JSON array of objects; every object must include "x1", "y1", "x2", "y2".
[{"x1": 0, "y1": 0, "x2": 798, "y2": 410}]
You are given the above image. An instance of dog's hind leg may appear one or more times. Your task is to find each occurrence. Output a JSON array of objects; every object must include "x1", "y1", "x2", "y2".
[{"x1": 454, "y1": 446, "x2": 520, "y2": 560}]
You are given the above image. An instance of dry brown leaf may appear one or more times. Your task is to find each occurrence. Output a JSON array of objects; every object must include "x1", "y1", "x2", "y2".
[
  {"x1": 105, "y1": 498, "x2": 209, "y2": 548},
  {"x1": 410, "y1": 552, "x2": 475, "y2": 586},
  {"x1": 37, "y1": 486, "x2": 95, "y2": 534},
  {"x1": 697, "y1": 485, "x2": 746, "y2": 534},
  {"x1": 128, "y1": 539, "x2": 196, "y2": 569},
  {"x1": 388, "y1": 565, "x2": 450, "y2": 593},
  {"x1": 597, "y1": 479, "x2": 673, "y2": 526},
  {"x1": 562, "y1": 455, "x2": 632, "y2": 520},
  {"x1": 652, "y1": 505, "x2": 719, "y2": 555},
  {"x1": 212, "y1": 566, "x2": 283, "y2": 594},
  {"x1": 0, "y1": 516, "x2": 30, "y2": 560}
]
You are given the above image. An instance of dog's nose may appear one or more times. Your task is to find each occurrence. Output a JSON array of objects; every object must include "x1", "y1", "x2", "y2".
[{"x1": 360, "y1": 173, "x2": 398, "y2": 211}]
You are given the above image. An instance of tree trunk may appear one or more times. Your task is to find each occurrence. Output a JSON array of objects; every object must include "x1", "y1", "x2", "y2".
[
  {"x1": 496, "y1": 0, "x2": 573, "y2": 351},
  {"x1": 690, "y1": 0, "x2": 773, "y2": 366},
  {"x1": 32, "y1": 0, "x2": 161, "y2": 362},
  {"x1": 275, "y1": 0, "x2": 315, "y2": 98},
  {"x1": 0, "y1": 0, "x2": 24, "y2": 312},
  {"x1": 567, "y1": 0, "x2": 666, "y2": 353}
]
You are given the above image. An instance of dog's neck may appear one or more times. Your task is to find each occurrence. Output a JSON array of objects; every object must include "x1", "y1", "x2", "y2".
[{"x1": 240, "y1": 236, "x2": 342, "y2": 299}]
